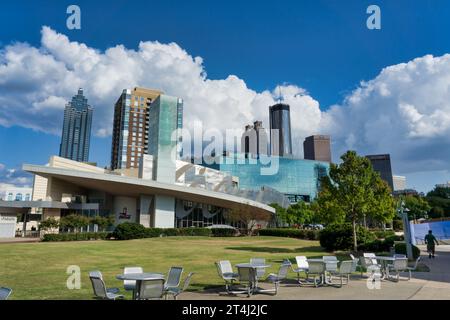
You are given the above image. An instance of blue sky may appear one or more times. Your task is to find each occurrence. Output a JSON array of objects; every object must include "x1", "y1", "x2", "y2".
[{"x1": 1, "y1": 0, "x2": 450, "y2": 192}]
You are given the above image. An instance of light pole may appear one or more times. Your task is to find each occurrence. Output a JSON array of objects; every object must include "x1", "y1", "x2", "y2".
[{"x1": 398, "y1": 200, "x2": 413, "y2": 260}]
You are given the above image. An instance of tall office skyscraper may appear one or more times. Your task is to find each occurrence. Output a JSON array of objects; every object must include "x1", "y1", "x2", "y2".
[
  {"x1": 303, "y1": 135, "x2": 332, "y2": 162},
  {"x1": 110, "y1": 87, "x2": 183, "y2": 170},
  {"x1": 59, "y1": 88, "x2": 93, "y2": 162},
  {"x1": 269, "y1": 103, "x2": 292, "y2": 157},
  {"x1": 366, "y1": 154, "x2": 394, "y2": 191},
  {"x1": 241, "y1": 120, "x2": 268, "y2": 158}
]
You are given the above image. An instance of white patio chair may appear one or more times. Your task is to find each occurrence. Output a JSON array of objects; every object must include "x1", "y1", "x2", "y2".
[
  {"x1": 0, "y1": 287, "x2": 12, "y2": 300},
  {"x1": 265, "y1": 263, "x2": 290, "y2": 295},
  {"x1": 234, "y1": 266, "x2": 257, "y2": 297},
  {"x1": 291, "y1": 256, "x2": 309, "y2": 283},
  {"x1": 165, "y1": 266, "x2": 184, "y2": 291},
  {"x1": 388, "y1": 258, "x2": 409, "y2": 282},
  {"x1": 165, "y1": 272, "x2": 195, "y2": 300},
  {"x1": 406, "y1": 257, "x2": 421, "y2": 280},
  {"x1": 137, "y1": 279, "x2": 165, "y2": 300},
  {"x1": 350, "y1": 257, "x2": 359, "y2": 274},
  {"x1": 89, "y1": 271, "x2": 120, "y2": 294},
  {"x1": 323, "y1": 256, "x2": 339, "y2": 273},
  {"x1": 306, "y1": 261, "x2": 326, "y2": 287},
  {"x1": 363, "y1": 253, "x2": 380, "y2": 265},
  {"x1": 215, "y1": 261, "x2": 238, "y2": 293},
  {"x1": 89, "y1": 272, "x2": 124, "y2": 300},
  {"x1": 329, "y1": 260, "x2": 353, "y2": 287},
  {"x1": 250, "y1": 258, "x2": 266, "y2": 279},
  {"x1": 360, "y1": 254, "x2": 381, "y2": 277}
]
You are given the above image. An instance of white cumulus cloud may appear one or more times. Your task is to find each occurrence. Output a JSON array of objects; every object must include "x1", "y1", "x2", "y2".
[{"x1": 0, "y1": 26, "x2": 450, "y2": 188}]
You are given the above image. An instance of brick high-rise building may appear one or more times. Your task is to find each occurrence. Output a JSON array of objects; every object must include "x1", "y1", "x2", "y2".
[
  {"x1": 111, "y1": 88, "x2": 162, "y2": 170},
  {"x1": 303, "y1": 135, "x2": 332, "y2": 163}
]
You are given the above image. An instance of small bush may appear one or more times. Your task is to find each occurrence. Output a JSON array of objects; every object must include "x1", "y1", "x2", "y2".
[
  {"x1": 372, "y1": 230, "x2": 395, "y2": 240},
  {"x1": 211, "y1": 228, "x2": 237, "y2": 237},
  {"x1": 319, "y1": 223, "x2": 376, "y2": 251},
  {"x1": 175, "y1": 227, "x2": 211, "y2": 237},
  {"x1": 395, "y1": 243, "x2": 421, "y2": 260},
  {"x1": 393, "y1": 219, "x2": 403, "y2": 231},
  {"x1": 42, "y1": 232, "x2": 109, "y2": 242},
  {"x1": 145, "y1": 228, "x2": 163, "y2": 238},
  {"x1": 112, "y1": 222, "x2": 147, "y2": 240}
]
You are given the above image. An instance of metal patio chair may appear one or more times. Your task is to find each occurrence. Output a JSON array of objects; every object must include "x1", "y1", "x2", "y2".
[
  {"x1": 89, "y1": 272, "x2": 124, "y2": 300},
  {"x1": 165, "y1": 272, "x2": 195, "y2": 300}
]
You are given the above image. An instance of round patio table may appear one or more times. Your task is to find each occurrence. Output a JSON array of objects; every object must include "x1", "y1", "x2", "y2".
[
  {"x1": 375, "y1": 256, "x2": 397, "y2": 280},
  {"x1": 116, "y1": 272, "x2": 165, "y2": 300},
  {"x1": 306, "y1": 259, "x2": 331, "y2": 285},
  {"x1": 235, "y1": 263, "x2": 271, "y2": 294}
]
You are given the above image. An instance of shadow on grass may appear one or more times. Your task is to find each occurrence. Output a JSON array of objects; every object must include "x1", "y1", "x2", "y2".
[{"x1": 225, "y1": 246, "x2": 324, "y2": 254}]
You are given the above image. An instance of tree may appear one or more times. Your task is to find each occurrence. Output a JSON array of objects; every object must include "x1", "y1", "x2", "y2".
[
  {"x1": 286, "y1": 201, "x2": 316, "y2": 226},
  {"x1": 426, "y1": 186, "x2": 450, "y2": 218},
  {"x1": 226, "y1": 205, "x2": 271, "y2": 236},
  {"x1": 429, "y1": 206, "x2": 444, "y2": 219},
  {"x1": 269, "y1": 203, "x2": 288, "y2": 227},
  {"x1": 59, "y1": 214, "x2": 90, "y2": 233},
  {"x1": 39, "y1": 217, "x2": 60, "y2": 232},
  {"x1": 90, "y1": 215, "x2": 114, "y2": 232},
  {"x1": 316, "y1": 151, "x2": 396, "y2": 251},
  {"x1": 403, "y1": 195, "x2": 431, "y2": 221}
]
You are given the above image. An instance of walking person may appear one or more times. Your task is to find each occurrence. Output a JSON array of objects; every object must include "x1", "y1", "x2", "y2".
[{"x1": 424, "y1": 230, "x2": 439, "y2": 259}]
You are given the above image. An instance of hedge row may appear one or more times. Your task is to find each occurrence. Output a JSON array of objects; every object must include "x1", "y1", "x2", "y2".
[
  {"x1": 258, "y1": 228, "x2": 320, "y2": 240},
  {"x1": 111, "y1": 222, "x2": 241, "y2": 240},
  {"x1": 42, "y1": 232, "x2": 110, "y2": 242},
  {"x1": 372, "y1": 230, "x2": 396, "y2": 240}
]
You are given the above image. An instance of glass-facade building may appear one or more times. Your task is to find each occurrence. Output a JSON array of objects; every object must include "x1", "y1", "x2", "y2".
[
  {"x1": 59, "y1": 88, "x2": 93, "y2": 162},
  {"x1": 366, "y1": 154, "x2": 394, "y2": 191},
  {"x1": 148, "y1": 94, "x2": 183, "y2": 183},
  {"x1": 207, "y1": 154, "x2": 329, "y2": 203},
  {"x1": 269, "y1": 103, "x2": 292, "y2": 157}
]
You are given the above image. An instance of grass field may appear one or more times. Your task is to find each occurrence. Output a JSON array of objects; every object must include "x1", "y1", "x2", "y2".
[{"x1": 0, "y1": 236, "x2": 331, "y2": 300}]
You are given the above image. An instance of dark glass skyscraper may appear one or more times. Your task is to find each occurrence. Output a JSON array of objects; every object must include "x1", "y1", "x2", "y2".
[
  {"x1": 269, "y1": 103, "x2": 292, "y2": 157},
  {"x1": 366, "y1": 154, "x2": 394, "y2": 191},
  {"x1": 59, "y1": 88, "x2": 93, "y2": 162}
]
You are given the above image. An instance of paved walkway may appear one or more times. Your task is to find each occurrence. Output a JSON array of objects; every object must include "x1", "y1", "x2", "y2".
[
  {"x1": 0, "y1": 237, "x2": 40, "y2": 244},
  {"x1": 181, "y1": 246, "x2": 450, "y2": 300}
]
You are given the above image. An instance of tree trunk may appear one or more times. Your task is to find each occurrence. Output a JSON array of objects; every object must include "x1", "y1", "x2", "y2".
[{"x1": 352, "y1": 219, "x2": 358, "y2": 251}]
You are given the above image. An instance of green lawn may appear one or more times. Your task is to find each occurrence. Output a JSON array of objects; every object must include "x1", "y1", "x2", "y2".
[{"x1": 0, "y1": 236, "x2": 328, "y2": 300}]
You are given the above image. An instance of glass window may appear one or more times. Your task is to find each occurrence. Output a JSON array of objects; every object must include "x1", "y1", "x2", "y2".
[{"x1": 15, "y1": 193, "x2": 23, "y2": 201}]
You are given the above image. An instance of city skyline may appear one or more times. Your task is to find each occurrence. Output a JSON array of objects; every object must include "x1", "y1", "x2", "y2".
[{"x1": 1, "y1": 1, "x2": 450, "y2": 193}]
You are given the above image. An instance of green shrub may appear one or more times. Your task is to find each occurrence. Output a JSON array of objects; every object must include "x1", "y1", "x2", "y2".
[
  {"x1": 393, "y1": 219, "x2": 403, "y2": 231},
  {"x1": 372, "y1": 230, "x2": 395, "y2": 240},
  {"x1": 395, "y1": 243, "x2": 421, "y2": 260},
  {"x1": 258, "y1": 228, "x2": 320, "y2": 240},
  {"x1": 112, "y1": 222, "x2": 147, "y2": 240},
  {"x1": 319, "y1": 223, "x2": 376, "y2": 251},
  {"x1": 42, "y1": 232, "x2": 110, "y2": 242},
  {"x1": 113, "y1": 225, "x2": 211, "y2": 240},
  {"x1": 145, "y1": 228, "x2": 163, "y2": 238},
  {"x1": 211, "y1": 228, "x2": 237, "y2": 237},
  {"x1": 305, "y1": 230, "x2": 320, "y2": 240}
]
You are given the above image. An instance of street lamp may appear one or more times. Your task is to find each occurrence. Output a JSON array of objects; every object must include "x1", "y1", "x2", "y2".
[{"x1": 398, "y1": 201, "x2": 413, "y2": 260}]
